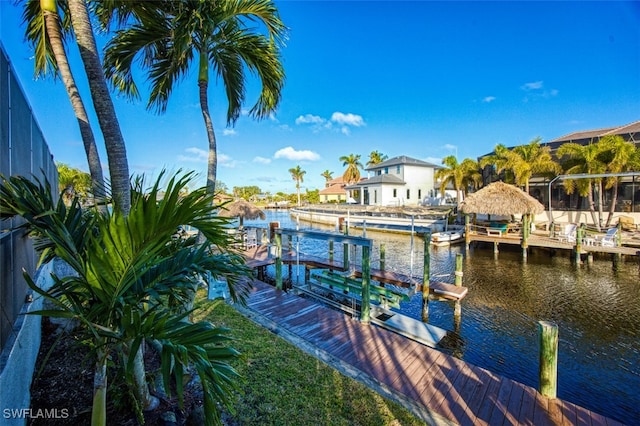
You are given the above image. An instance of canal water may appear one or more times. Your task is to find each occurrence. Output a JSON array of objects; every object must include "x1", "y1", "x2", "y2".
[{"x1": 242, "y1": 210, "x2": 639, "y2": 425}]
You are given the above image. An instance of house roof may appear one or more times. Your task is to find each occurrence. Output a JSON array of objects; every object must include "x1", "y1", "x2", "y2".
[
  {"x1": 366, "y1": 155, "x2": 440, "y2": 171},
  {"x1": 319, "y1": 183, "x2": 347, "y2": 195},
  {"x1": 346, "y1": 174, "x2": 405, "y2": 189},
  {"x1": 547, "y1": 119, "x2": 640, "y2": 143}
]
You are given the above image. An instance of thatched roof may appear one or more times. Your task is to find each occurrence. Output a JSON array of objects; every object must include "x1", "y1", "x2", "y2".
[
  {"x1": 218, "y1": 199, "x2": 265, "y2": 221},
  {"x1": 459, "y1": 181, "x2": 544, "y2": 216}
]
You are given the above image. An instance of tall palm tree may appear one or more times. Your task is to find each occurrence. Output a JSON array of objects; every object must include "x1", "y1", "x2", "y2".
[
  {"x1": 22, "y1": 0, "x2": 106, "y2": 204},
  {"x1": 599, "y1": 135, "x2": 640, "y2": 226},
  {"x1": 367, "y1": 150, "x2": 388, "y2": 167},
  {"x1": 481, "y1": 138, "x2": 560, "y2": 193},
  {"x1": 289, "y1": 165, "x2": 306, "y2": 206},
  {"x1": 340, "y1": 154, "x2": 363, "y2": 185},
  {"x1": 103, "y1": 0, "x2": 287, "y2": 197},
  {"x1": 434, "y1": 156, "x2": 481, "y2": 204},
  {"x1": 67, "y1": 0, "x2": 131, "y2": 213},
  {"x1": 556, "y1": 141, "x2": 610, "y2": 230},
  {"x1": 321, "y1": 170, "x2": 333, "y2": 187}
]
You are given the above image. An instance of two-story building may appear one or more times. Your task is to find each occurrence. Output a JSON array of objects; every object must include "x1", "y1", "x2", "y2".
[{"x1": 345, "y1": 155, "x2": 440, "y2": 206}]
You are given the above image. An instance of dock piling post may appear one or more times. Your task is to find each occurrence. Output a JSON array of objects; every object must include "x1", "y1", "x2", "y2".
[
  {"x1": 343, "y1": 221, "x2": 349, "y2": 270},
  {"x1": 360, "y1": 245, "x2": 371, "y2": 324},
  {"x1": 380, "y1": 243, "x2": 386, "y2": 271},
  {"x1": 329, "y1": 241, "x2": 334, "y2": 263},
  {"x1": 538, "y1": 321, "x2": 558, "y2": 399},
  {"x1": 575, "y1": 225, "x2": 583, "y2": 264},
  {"x1": 522, "y1": 214, "x2": 529, "y2": 259},
  {"x1": 464, "y1": 214, "x2": 470, "y2": 251},
  {"x1": 454, "y1": 253, "x2": 463, "y2": 318},
  {"x1": 275, "y1": 232, "x2": 283, "y2": 290},
  {"x1": 421, "y1": 233, "x2": 430, "y2": 322}
]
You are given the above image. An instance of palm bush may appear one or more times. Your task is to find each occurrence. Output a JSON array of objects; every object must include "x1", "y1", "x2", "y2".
[{"x1": 0, "y1": 171, "x2": 251, "y2": 426}]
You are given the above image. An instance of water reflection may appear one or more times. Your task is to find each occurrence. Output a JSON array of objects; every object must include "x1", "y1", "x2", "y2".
[{"x1": 243, "y1": 211, "x2": 639, "y2": 424}]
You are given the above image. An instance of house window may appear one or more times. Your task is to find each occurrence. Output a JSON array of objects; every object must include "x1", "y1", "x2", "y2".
[
  {"x1": 396, "y1": 165, "x2": 401, "y2": 174},
  {"x1": 384, "y1": 167, "x2": 389, "y2": 174},
  {"x1": 418, "y1": 189, "x2": 422, "y2": 200},
  {"x1": 393, "y1": 189, "x2": 397, "y2": 197},
  {"x1": 406, "y1": 189, "x2": 410, "y2": 199},
  {"x1": 377, "y1": 170, "x2": 382, "y2": 175}
]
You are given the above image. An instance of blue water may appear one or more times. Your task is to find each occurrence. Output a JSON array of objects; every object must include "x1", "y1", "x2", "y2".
[{"x1": 242, "y1": 210, "x2": 640, "y2": 425}]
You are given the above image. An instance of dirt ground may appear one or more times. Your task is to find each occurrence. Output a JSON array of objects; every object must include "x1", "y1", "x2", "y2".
[{"x1": 29, "y1": 317, "x2": 202, "y2": 425}]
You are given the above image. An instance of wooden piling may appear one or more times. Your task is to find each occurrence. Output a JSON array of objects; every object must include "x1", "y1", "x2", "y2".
[
  {"x1": 275, "y1": 232, "x2": 283, "y2": 290},
  {"x1": 538, "y1": 321, "x2": 558, "y2": 398},
  {"x1": 329, "y1": 241, "x2": 334, "y2": 263},
  {"x1": 422, "y1": 233, "x2": 430, "y2": 322},
  {"x1": 575, "y1": 225, "x2": 583, "y2": 264},
  {"x1": 454, "y1": 253, "x2": 463, "y2": 317},
  {"x1": 360, "y1": 245, "x2": 371, "y2": 324},
  {"x1": 464, "y1": 214, "x2": 470, "y2": 250},
  {"x1": 380, "y1": 243, "x2": 386, "y2": 271},
  {"x1": 521, "y1": 214, "x2": 529, "y2": 258}
]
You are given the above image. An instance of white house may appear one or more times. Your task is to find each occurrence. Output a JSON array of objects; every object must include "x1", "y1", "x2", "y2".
[{"x1": 345, "y1": 155, "x2": 440, "y2": 206}]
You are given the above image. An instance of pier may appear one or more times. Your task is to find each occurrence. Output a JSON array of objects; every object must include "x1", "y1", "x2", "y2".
[{"x1": 234, "y1": 277, "x2": 622, "y2": 425}]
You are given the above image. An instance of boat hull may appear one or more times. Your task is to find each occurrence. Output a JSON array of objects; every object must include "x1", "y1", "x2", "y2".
[{"x1": 430, "y1": 230, "x2": 464, "y2": 246}]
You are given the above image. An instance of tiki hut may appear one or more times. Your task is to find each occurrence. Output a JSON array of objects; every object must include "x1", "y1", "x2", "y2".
[
  {"x1": 460, "y1": 181, "x2": 544, "y2": 217},
  {"x1": 218, "y1": 199, "x2": 266, "y2": 228}
]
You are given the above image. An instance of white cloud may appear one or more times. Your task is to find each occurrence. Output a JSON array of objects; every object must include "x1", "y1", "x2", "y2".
[
  {"x1": 273, "y1": 146, "x2": 321, "y2": 161},
  {"x1": 219, "y1": 153, "x2": 239, "y2": 168},
  {"x1": 521, "y1": 81, "x2": 558, "y2": 101},
  {"x1": 223, "y1": 129, "x2": 237, "y2": 136},
  {"x1": 522, "y1": 81, "x2": 544, "y2": 91},
  {"x1": 295, "y1": 114, "x2": 325, "y2": 125},
  {"x1": 482, "y1": 96, "x2": 496, "y2": 103},
  {"x1": 443, "y1": 144, "x2": 457, "y2": 151},
  {"x1": 178, "y1": 147, "x2": 208, "y2": 163},
  {"x1": 253, "y1": 156, "x2": 272, "y2": 164},
  {"x1": 331, "y1": 112, "x2": 365, "y2": 127},
  {"x1": 340, "y1": 126, "x2": 351, "y2": 136}
]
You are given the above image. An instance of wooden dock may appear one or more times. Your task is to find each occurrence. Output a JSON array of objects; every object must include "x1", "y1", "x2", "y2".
[
  {"x1": 240, "y1": 245, "x2": 468, "y2": 301},
  {"x1": 466, "y1": 232, "x2": 640, "y2": 257},
  {"x1": 236, "y1": 278, "x2": 622, "y2": 426}
]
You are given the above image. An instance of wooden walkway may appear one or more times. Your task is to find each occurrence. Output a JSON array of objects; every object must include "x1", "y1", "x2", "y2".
[
  {"x1": 466, "y1": 233, "x2": 640, "y2": 257},
  {"x1": 237, "y1": 279, "x2": 623, "y2": 426},
  {"x1": 240, "y1": 245, "x2": 468, "y2": 301}
]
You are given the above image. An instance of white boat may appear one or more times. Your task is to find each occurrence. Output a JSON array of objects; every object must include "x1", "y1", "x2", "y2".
[{"x1": 430, "y1": 228, "x2": 464, "y2": 246}]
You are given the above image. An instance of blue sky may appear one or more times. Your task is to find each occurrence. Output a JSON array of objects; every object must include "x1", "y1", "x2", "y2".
[{"x1": 1, "y1": 1, "x2": 639, "y2": 195}]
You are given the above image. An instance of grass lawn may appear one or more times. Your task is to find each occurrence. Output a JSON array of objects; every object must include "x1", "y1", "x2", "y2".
[{"x1": 194, "y1": 297, "x2": 425, "y2": 426}]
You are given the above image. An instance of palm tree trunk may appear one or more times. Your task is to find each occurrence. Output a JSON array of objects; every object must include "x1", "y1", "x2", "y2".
[
  {"x1": 587, "y1": 184, "x2": 600, "y2": 232},
  {"x1": 41, "y1": 1, "x2": 105, "y2": 206},
  {"x1": 606, "y1": 180, "x2": 619, "y2": 227},
  {"x1": 67, "y1": 0, "x2": 130, "y2": 214},
  {"x1": 197, "y1": 52, "x2": 217, "y2": 196},
  {"x1": 596, "y1": 181, "x2": 604, "y2": 229},
  {"x1": 91, "y1": 352, "x2": 108, "y2": 426}
]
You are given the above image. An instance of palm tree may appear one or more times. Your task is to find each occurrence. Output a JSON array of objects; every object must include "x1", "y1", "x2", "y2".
[
  {"x1": 57, "y1": 162, "x2": 91, "y2": 204},
  {"x1": 340, "y1": 154, "x2": 363, "y2": 185},
  {"x1": 67, "y1": 0, "x2": 130, "y2": 213},
  {"x1": 481, "y1": 138, "x2": 560, "y2": 193},
  {"x1": 434, "y1": 156, "x2": 481, "y2": 204},
  {"x1": 367, "y1": 150, "x2": 388, "y2": 167},
  {"x1": 289, "y1": 165, "x2": 306, "y2": 206},
  {"x1": 556, "y1": 142, "x2": 610, "y2": 230},
  {"x1": 321, "y1": 170, "x2": 333, "y2": 187},
  {"x1": 599, "y1": 135, "x2": 640, "y2": 226},
  {"x1": 22, "y1": 0, "x2": 106, "y2": 205},
  {"x1": 103, "y1": 0, "x2": 287, "y2": 197},
  {"x1": 0, "y1": 171, "x2": 249, "y2": 426}
]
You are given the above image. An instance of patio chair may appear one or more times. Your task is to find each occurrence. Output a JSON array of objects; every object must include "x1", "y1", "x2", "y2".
[
  {"x1": 598, "y1": 228, "x2": 618, "y2": 247},
  {"x1": 556, "y1": 223, "x2": 577, "y2": 243}
]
